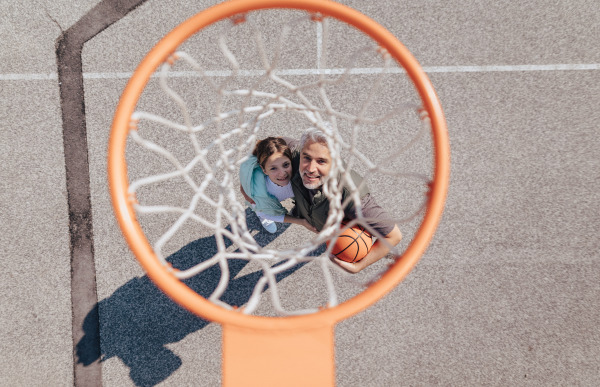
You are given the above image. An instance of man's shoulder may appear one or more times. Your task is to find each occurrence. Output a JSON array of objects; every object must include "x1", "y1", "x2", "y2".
[
  {"x1": 290, "y1": 170, "x2": 303, "y2": 190},
  {"x1": 282, "y1": 137, "x2": 299, "y2": 151},
  {"x1": 283, "y1": 137, "x2": 301, "y2": 172}
]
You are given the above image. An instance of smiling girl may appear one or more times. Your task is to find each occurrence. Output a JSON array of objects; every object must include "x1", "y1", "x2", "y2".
[{"x1": 240, "y1": 137, "x2": 317, "y2": 234}]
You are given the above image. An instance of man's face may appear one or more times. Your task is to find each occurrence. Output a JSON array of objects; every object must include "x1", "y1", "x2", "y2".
[{"x1": 299, "y1": 140, "x2": 332, "y2": 189}]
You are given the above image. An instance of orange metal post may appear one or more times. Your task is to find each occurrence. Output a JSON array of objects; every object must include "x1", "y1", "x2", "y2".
[{"x1": 222, "y1": 323, "x2": 335, "y2": 386}]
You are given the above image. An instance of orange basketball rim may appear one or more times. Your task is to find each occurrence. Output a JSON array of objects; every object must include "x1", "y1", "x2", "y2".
[{"x1": 108, "y1": 1, "x2": 450, "y2": 385}]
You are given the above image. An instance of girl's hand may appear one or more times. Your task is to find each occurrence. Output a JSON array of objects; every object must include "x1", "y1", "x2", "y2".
[
  {"x1": 301, "y1": 219, "x2": 318, "y2": 233},
  {"x1": 239, "y1": 184, "x2": 255, "y2": 205}
]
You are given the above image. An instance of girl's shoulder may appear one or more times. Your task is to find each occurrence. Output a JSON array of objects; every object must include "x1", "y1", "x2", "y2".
[
  {"x1": 240, "y1": 155, "x2": 263, "y2": 177},
  {"x1": 240, "y1": 155, "x2": 259, "y2": 169}
]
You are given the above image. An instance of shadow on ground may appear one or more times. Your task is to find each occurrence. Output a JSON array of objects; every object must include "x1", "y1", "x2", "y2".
[{"x1": 76, "y1": 209, "x2": 322, "y2": 386}]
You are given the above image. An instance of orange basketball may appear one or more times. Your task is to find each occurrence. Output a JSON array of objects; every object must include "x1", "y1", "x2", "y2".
[{"x1": 328, "y1": 225, "x2": 373, "y2": 263}]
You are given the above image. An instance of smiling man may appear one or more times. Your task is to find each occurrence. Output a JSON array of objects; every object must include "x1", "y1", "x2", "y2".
[{"x1": 287, "y1": 128, "x2": 403, "y2": 273}]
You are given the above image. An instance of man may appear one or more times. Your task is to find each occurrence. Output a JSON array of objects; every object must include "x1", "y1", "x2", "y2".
[{"x1": 287, "y1": 128, "x2": 402, "y2": 274}]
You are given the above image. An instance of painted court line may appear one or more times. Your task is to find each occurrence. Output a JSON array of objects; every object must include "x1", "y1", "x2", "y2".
[{"x1": 1, "y1": 63, "x2": 599, "y2": 81}]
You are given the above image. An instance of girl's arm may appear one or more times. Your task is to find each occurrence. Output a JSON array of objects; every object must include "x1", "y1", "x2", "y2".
[
  {"x1": 256, "y1": 209, "x2": 318, "y2": 233},
  {"x1": 283, "y1": 215, "x2": 318, "y2": 233},
  {"x1": 240, "y1": 184, "x2": 255, "y2": 205}
]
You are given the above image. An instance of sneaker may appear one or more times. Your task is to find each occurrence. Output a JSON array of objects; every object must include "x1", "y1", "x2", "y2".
[{"x1": 259, "y1": 217, "x2": 277, "y2": 233}]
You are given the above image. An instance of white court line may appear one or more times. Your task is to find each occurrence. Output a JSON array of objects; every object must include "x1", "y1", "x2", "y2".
[
  {"x1": 1, "y1": 64, "x2": 599, "y2": 81},
  {"x1": 424, "y1": 64, "x2": 600, "y2": 72},
  {"x1": 0, "y1": 73, "x2": 58, "y2": 80}
]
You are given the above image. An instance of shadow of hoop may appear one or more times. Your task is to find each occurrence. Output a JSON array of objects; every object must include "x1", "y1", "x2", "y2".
[{"x1": 76, "y1": 208, "x2": 320, "y2": 386}]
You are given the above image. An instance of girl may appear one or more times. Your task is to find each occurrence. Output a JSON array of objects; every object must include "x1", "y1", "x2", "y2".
[{"x1": 240, "y1": 137, "x2": 316, "y2": 233}]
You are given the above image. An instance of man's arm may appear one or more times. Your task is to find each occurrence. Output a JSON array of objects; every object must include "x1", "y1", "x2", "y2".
[{"x1": 332, "y1": 225, "x2": 402, "y2": 274}]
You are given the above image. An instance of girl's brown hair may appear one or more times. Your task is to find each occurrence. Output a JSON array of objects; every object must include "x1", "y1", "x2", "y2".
[{"x1": 253, "y1": 137, "x2": 293, "y2": 170}]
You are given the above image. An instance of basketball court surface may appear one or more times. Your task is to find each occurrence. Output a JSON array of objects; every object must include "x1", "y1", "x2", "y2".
[{"x1": 2, "y1": 1, "x2": 599, "y2": 386}]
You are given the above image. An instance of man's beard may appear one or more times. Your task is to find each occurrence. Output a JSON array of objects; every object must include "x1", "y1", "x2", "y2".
[{"x1": 302, "y1": 172, "x2": 323, "y2": 190}]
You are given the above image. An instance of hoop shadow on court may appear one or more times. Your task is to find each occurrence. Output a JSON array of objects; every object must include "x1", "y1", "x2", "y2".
[{"x1": 76, "y1": 208, "x2": 323, "y2": 386}]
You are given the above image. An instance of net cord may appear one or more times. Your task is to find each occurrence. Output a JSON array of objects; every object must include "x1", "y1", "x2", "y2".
[{"x1": 126, "y1": 14, "x2": 431, "y2": 316}]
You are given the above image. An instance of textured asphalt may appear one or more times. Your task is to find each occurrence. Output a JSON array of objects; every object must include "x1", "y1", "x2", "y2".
[{"x1": 1, "y1": 1, "x2": 599, "y2": 386}]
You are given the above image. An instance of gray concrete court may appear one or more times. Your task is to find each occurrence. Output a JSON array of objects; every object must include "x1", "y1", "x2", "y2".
[{"x1": 2, "y1": 0, "x2": 600, "y2": 386}]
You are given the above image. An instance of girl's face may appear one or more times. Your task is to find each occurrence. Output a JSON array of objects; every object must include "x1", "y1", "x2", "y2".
[{"x1": 262, "y1": 151, "x2": 292, "y2": 186}]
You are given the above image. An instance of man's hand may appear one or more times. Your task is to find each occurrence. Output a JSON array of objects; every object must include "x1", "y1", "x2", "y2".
[
  {"x1": 330, "y1": 256, "x2": 368, "y2": 274},
  {"x1": 330, "y1": 225, "x2": 402, "y2": 274}
]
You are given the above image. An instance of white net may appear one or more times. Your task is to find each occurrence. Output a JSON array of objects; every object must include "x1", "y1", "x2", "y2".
[{"x1": 124, "y1": 10, "x2": 433, "y2": 316}]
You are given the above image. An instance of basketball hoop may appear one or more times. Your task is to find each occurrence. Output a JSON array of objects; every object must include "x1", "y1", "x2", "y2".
[{"x1": 108, "y1": 0, "x2": 449, "y2": 385}]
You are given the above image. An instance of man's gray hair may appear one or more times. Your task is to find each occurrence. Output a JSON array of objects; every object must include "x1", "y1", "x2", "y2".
[{"x1": 299, "y1": 127, "x2": 329, "y2": 152}]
